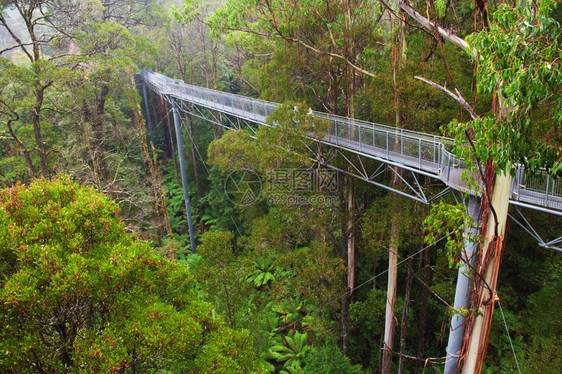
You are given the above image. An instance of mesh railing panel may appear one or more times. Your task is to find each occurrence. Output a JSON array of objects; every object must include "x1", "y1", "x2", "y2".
[{"x1": 139, "y1": 70, "x2": 562, "y2": 211}]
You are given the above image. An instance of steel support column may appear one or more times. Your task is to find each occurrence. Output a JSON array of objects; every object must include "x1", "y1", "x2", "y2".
[
  {"x1": 172, "y1": 102, "x2": 197, "y2": 254},
  {"x1": 444, "y1": 195, "x2": 481, "y2": 373}
]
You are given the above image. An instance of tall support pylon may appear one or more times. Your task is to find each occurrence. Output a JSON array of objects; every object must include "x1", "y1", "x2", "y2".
[
  {"x1": 444, "y1": 196, "x2": 481, "y2": 373},
  {"x1": 172, "y1": 101, "x2": 197, "y2": 254}
]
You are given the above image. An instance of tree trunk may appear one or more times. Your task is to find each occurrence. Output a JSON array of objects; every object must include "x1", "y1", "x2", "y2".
[
  {"x1": 159, "y1": 95, "x2": 174, "y2": 161},
  {"x1": 32, "y1": 83, "x2": 50, "y2": 178},
  {"x1": 382, "y1": 8, "x2": 407, "y2": 373},
  {"x1": 159, "y1": 96, "x2": 179, "y2": 179},
  {"x1": 461, "y1": 171, "x2": 511, "y2": 373},
  {"x1": 416, "y1": 246, "x2": 432, "y2": 359},
  {"x1": 130, "y1": 75, "x2": 171, "y2": 238},
  {"x1": 341, "y1": 290, "x2": 351, "y2": 357},
  {"x1": 5, "y1": 118, "x2": 34, "y2": 180},
  {"x1": 382, "y1": 189, "x2": 401, "y2": 374},
  {"x1": 347, "y1": 181, "x2": 356, "y2": 297},
  {"x1": 398, "y1": 241, "x2": 415, "y2": 373},
  {"x1": 91, "y1": 84, "x2": 111, "y2": 187},
  {"x1": 338, "y1": 173, "x2": 351, "y2": 356}
]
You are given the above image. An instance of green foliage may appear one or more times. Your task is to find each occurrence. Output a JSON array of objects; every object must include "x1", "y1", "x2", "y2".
[
  {"x1": 208, "y1": 129, "x2": 258, "y2": 173},
  {"x1": 274, "y1": 242, "x2": 344, "y2": 318},
  {"x1": 0, "y1": 177, "x2": 264, "y2": 373},
  {"x1": 303, "y1": 345, "x2": 363, "y2": 374},
  {"x1": 349, "y1": 289, "x2": 391, "y2": 368},
  {"x1": 484, "y1": 305, "x2": 524, "y2": 372},
  {"x1": 435, "y1": 0, "x2": 448, "y2": 18},
  {"x1": 523, "y1": 283, "x2": 562, "y2": 342},
  {"x1": 194, "y1": 230, "x2": 254, "y2": 328},
  {"x1": 0, "y1": 57, "x2": 65, "y2": 182},
  {"x1": 518, "y1": 336, "x2": 562, "y2": 373},
  {"x1": 267, "y1": 330, "x2": 310, "y2": 373},
  {"x1": 190, "y1": 329, "x2": 267, "y2": 373},
  {"x1": 451, "y1": 1, "x2": 562, "y2": 176},
  {"x1": 423, "y1": 202, "x2": 472, "y2": 269},
  {"x1": 163, "y1": 173, "x2": 192, "y2": 247},
  {"x1": 247, "y1": 255, "x2": 277, "y2": 288},
  {"x1": 260, "y1": 102, "x2": 329, "y2": 168},
  {"x1": 208, "y1": 102, "x2": 329, "y2": 175},
  {"x1": 4, "y1": 0, "x2": 562, "y2": 372}
]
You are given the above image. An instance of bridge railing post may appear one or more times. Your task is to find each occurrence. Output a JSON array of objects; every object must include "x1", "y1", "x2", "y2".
[
  {"x1": 358, "y1": 125, "x2": 362, "y2": 151},
  {"x1": 386, "y1": 131, "x2": 389, "y2": 159},
  {"x1": 438, "y1": 143, "x2": 443, "y2": 174},
  {"x1": 400, "y1": 129, "x2": 404, "y2": 155},
  {"x1": 545, "y1": 174, "x2": 551, "y2": 206},
  {"x1": 418, "y1": 139, "x2": 421, "y2": 169},
  {"x1": 335, "y1": 119, "x2": 339, "y2": 144},
  {"x1": 433, "y1": 136, "x2": 437, "y2": 165},
  {"x1": 447, "y1": 153, "x2": 452, "y2": 184}
]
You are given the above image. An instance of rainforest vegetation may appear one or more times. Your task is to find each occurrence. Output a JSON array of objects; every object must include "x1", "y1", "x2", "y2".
[{"x1": 0, "y1": 0, "x2": 561, "y2": 373}]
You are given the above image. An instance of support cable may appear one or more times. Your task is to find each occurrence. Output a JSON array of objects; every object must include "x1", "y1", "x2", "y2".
[
  {"x1": 497, "y1": 299, "x2": 522, "y2": 374},
  {"x1": 351, "y1": 231, "x2": 452, "y2": 295}
]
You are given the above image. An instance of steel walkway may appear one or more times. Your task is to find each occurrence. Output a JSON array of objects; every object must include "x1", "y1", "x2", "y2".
[{"x1": 138, "y1": 70, "x2": 562, "y2": 215}]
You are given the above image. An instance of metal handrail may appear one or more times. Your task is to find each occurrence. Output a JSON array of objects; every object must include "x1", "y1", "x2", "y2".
[{"x1": 138, "y1": 70, "x2": 562, "y2": 213}]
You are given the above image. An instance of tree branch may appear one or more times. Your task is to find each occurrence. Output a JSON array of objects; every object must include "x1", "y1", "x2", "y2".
[
  {"x1": 414, "y1": 76, "x2": 478, "y2": 120},
  {"x1": 0, "y1": 15, "x2": 33, "y2": 61},
  {"x1": 380, "y1": 0, "x2": 469, "y2": 52},
  {"x1": 263, "y1": 0, "x2": 376, "y2": 78}
]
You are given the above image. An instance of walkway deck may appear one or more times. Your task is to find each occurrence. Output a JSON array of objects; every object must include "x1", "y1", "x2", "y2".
[{"x1": 138, "y1": 70, "x2": 562, "y2": 214}]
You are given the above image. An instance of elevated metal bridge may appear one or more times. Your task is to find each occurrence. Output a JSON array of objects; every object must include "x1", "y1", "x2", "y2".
[{"x1": 138, "y1": 70, "x2": 562, "y2": 217}]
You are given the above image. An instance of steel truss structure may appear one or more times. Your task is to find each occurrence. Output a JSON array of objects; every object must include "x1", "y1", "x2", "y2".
[{"x1": 138, "y1": 70, "x2": 562, "y2": 247}]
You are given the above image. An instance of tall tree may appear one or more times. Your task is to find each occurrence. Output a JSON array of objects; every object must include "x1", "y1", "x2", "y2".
[{"x1": 380, "y1": 0, "x2": 561, "y2": 371}]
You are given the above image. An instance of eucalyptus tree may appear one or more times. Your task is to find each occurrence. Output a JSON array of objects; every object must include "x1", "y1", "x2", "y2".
[{"x1": 379, "y1": 0, "x2": 561, "y2": 372}]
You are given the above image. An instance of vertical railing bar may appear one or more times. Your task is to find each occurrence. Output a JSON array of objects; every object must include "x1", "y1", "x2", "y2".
[
  {"x1": 545, "y1": 174, "x2": 550, "y2": 205},
  {"x1": 419, "y1": 139, "x2": 422, "y2": 169},
  {"x1": 447, "y1": 154, "x2": 452, "y2": 183},
  {"x1": 359, "y1": 125, "x2": 362, "y2": 151},
  {"x1": 517, "y1": 165, "x2": 523, "y2": 200},
  {"x1": 433, "y1": 136, "x2": 437, "y2": 165},
  {"x1": 386, "y1": 131, "x2": 389, "y2": 159},
  {"x1": 438, "y1": 144, "x2": 442, "y2": 174}
]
